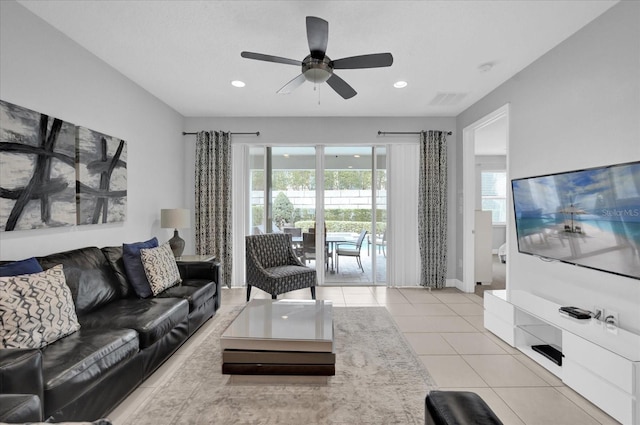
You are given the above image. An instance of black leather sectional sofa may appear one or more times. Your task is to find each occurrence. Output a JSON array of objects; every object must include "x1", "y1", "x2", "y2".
[{"x1": 0, "y1": 246, "x2": 221, "y2": 423}]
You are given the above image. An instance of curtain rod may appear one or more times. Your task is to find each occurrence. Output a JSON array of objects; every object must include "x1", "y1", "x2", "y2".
[
  {"x1": 182, "y1": 131, "x2": 260, "y2": 136},
  {"x1": 378, "y1": 130, "x2": 452, "y2": 136}
]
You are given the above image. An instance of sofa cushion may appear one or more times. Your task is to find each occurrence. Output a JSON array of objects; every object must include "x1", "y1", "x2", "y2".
[
  {"x1": 0, "y1": 394, "x2": 42, "y2": 423},
  {"x1": 0, "y1": 349, "x2": 43, "y2": 404},
  {"x1": 0, "y1": 257, "x2": 43, "y2": 277},
  {"x1": 41, "y1": 327, "x2": 139, "y2": 418},
  {"x1": 0, "y1": 265, "x2": 80, "y2": 349},
  {"x1": 79, "y1": 298, "x2": 189, "y2": 349},
  {"x1": 37, "y1": 247, "x2": 121, "y2": 315},
  {"x1": 122, "y1": 237, "x2": 158, "y2": 298},
  {"x1": 157, "y1": 279, "x2": 216, "y2": 312},
  {"x1": 101, "y1": 246, "x2": 132, "y2": 298},
  {"x1": 140, "y1": 243, "x2": 182, "y2": 296}
]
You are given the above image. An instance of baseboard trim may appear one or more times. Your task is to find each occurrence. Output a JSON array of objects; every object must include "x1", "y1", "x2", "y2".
[{"x1": 448, "y1": 279, "x2": 467, "y2": 292}]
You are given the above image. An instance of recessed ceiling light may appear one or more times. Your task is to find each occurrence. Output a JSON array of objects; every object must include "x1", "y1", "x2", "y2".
[
  {"x1": 283, "y1": 154, "x2": 290, "y2": 158},
  {"x1": 393, "y1": 81, "x2": 408, "y2": 88},
  {"x1": 353, "y1": 154, "x2": 360, "y2": 158},
  {"x1": 231, "y1": 80, "x2": 246, "y2": 88}
]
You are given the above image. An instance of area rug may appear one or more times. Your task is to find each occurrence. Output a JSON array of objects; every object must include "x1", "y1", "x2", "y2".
[{"x1": 123, "y1": 306, "x2": 437, "y2": 425}]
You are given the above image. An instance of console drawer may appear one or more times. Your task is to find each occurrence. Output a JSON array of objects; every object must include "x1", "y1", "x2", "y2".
[
  {"x1": 563, "y1": 332, "x2": 633, "y2": 393},
  {"x1": 484, "y1": 291, "x2": 514, "y2": 320},
  {"x1": 563, "y1": 358, "x2": 633, "y2": 425},
  {"x1": 484, "y1": 291, "x2": 515, "y2": 346}
]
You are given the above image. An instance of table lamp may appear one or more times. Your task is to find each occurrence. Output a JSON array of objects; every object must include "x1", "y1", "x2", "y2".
[{"x1": 160, "y1": 208, "x2": 190, "y2": 258}]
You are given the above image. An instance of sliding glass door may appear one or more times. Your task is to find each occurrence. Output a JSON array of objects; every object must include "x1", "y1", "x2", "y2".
[
  {"x1": 323, "y1": 146, "x2": 386, "y2": 284},
  {"x1": 249, "y1": 147, "x2": 316, "y2": 236},
  {"x1": 248, "y1": 145, "x2": 386, "y2": 286}
]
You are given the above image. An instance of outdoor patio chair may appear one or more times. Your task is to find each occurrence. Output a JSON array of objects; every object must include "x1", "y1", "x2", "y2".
[
  {"x1": 245, "y1": 233, "x2": 316, "y2": 301},
  {"x1": 283, "y1": 227, "x2": 303, "y2": 258},
  {"x1": 302, "y1": 232, "x2": 332, "y2": 270},
  {"x1": 336, "y1": 230, "x2": 368, "y2": 273},
  {"x1": 283, "y1": 227, "x2": 302, "y2": 237},
  {"x1": 367, "y1": 230, "x2": 386, "y2": 257}
]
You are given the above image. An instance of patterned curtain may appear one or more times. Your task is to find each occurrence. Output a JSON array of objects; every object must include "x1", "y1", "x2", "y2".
[
  {"x1": 418, "y1": 131, "x2": 448, "y2": 288},
  {"x1": 195, "y1": 131, "x2": 232, "y2": 288}
]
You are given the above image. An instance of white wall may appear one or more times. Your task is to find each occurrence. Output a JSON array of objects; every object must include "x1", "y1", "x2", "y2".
[
  {"x1": 182, "y1": 116, "x2": 456, "y2": 285},
  {"x1": 0, "y1": 1, "x2": 186, "y2": 260},
  {"x1": 457, "y1": 2, "x2": 640, "y2": 333}
]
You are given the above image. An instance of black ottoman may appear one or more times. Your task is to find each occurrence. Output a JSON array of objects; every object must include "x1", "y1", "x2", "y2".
[{"x1": 425, "y1": 391, "x2": 503, "y2": 425}]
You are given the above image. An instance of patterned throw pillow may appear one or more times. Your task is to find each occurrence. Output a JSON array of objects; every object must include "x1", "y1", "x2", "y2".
[
  {"x1": 0, "y1": 264, "x2": 80, "y2": 349},
  {"x1": 140, "y1": 243, "x2": 182, "y2": 296}
]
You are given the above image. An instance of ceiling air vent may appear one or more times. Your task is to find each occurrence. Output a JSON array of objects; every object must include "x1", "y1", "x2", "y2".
[{"x1": 429, "y1": 92, "x2": 467, "y2": 106}]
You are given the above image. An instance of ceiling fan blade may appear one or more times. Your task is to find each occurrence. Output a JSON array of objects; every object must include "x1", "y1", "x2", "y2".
[
  {"x1": 306, "y1": 16, "x2": 328, "y2": 59},
  {"x1": 277, "y1": 73, "x2": 307, "y2": 94},
  {"x1": 326, "y1": 74, "x2": 357, "y2": 99},
  {"x1": 332, "y1": 53, "x2": 394, "y2": 69},
  {"x1": 241, "y1": 51, "x2": 301, "y2": 66}
]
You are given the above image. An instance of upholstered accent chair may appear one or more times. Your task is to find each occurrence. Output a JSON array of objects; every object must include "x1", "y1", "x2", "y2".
[{"x1": 245, "y1": 234, "x2": 317, "y2": 301}]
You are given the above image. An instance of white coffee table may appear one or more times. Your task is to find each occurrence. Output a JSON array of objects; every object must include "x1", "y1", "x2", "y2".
[{"x1": 220, "y1": 299, "x2": 335, "y2": 375}]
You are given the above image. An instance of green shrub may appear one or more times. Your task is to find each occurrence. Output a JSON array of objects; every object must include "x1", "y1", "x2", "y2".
[
  {"x1": 294, "y1": 220, "x2": 386, "y2": 234},
  {"x1": 251, "y1": 205, "x2": 264, "y2": 225},
  {"x1": 273, "y1": 192, "x2": 294, "y2": 226}
]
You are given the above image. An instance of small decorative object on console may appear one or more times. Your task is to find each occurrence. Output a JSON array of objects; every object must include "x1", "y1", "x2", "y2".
[{"x1": 559, "y1": 306, "x2": 592, "y2": 319}]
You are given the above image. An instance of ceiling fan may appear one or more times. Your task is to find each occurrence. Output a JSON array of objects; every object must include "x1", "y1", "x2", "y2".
[{"x1": 241, "y1": 16, "x2": 393, "y2": 99}]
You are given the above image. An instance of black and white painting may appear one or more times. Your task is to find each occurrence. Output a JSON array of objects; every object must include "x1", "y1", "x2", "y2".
[
  {"x1": 0, "y1": 100, "x2": 77, "y2": 231},
  {"x1": 76, "y1": 126, "x2": 127, "y2": 225}
]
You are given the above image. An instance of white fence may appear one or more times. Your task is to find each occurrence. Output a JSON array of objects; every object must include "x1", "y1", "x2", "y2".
[{"x1": 251, "y1": 189, "x2": 387, "y2": 210}]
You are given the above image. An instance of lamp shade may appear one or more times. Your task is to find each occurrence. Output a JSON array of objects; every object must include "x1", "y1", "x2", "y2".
[{"x1": 160, "y1": 209, "x2": 190, "y2": 229}]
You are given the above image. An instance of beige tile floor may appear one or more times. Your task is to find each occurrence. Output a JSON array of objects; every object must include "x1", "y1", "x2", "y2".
[{"x1": 109, "y1": 286, "x2": 621, "y2": 425}]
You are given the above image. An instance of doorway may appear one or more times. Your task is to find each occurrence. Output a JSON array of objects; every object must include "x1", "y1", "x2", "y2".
[
  {"x1": 247, "y1": 145, "x2": 387, "y2": 286},
  {"x1": 462, "y1": 104, "x2": 510, "y2": 293}
]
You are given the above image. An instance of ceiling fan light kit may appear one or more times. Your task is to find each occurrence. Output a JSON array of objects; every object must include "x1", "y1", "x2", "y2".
[
  {"x1": 302, "y1": 55, "x2": 332, "y2": 83},
  {"x1": 241, "y1": 16, "x2": 393, "y2": 99}
]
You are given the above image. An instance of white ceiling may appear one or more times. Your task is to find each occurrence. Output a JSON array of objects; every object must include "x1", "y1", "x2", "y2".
[{"x1": 17, "y1": 0, "x2": 617, "y2": 118}]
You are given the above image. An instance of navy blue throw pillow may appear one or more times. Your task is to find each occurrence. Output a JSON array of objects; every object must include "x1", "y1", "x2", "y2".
[
  {"x1": 122, "y1": 237, "x2": 158, "y2": 298},
  {"x1": 0, "y1": 257, "x2": 44, "y2": 277}
]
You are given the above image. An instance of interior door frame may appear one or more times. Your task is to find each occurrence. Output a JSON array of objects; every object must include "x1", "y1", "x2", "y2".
[{"x1": 462, "y1": 103, "x2": 510, "y2": 293}]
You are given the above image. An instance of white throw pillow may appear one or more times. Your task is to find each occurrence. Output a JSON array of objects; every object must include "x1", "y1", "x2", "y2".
[
  {"x1": 0, "y1": 264, "x2": 80, "y2": 349},
  {"x1": 140, "y1": 242, "x2": 182, "y2": 296}
]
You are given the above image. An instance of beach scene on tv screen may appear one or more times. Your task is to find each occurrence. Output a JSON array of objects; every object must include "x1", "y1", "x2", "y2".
[{"x1": 512, "y1": 162, "x2": 640, "y2": 279}]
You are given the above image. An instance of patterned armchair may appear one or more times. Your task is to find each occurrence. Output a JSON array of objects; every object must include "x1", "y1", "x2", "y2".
[{"x1": 245, "y1": 234, "x2": 317, "y2": 301}]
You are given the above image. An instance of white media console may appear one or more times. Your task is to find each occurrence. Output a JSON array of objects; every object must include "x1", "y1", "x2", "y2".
[{"x1": 484, "y1": 289, "x2": 640, "y2": 425}]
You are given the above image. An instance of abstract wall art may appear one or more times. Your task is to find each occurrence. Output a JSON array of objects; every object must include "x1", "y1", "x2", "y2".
[
  {"x1": 0, "y1": 100, "x2": 128, "y2": 231},
  {"x1": 0, "y1": 100, "x2": 77, "y2": 231},
  {"x1": 76, "y1": 126, "x2": 127, "y2": 225}
]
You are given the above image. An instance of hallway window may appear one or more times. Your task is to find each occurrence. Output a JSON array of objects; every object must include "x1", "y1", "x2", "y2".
[{"x1": 481, "y1": 171, "x2": 507, "y2": 224}]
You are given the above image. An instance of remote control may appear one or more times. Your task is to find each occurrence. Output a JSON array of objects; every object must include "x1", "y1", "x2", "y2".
[{"x1": 559, "y1": 306, "x2": 592, "y2": 319}]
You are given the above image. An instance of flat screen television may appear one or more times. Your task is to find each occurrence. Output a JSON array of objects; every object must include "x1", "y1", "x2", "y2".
[{"x1": 511, "y1": 161, "x2": 640, "y2": 280}]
